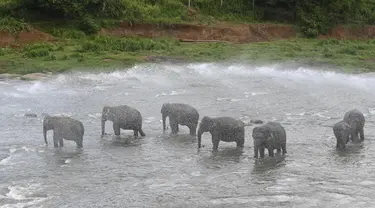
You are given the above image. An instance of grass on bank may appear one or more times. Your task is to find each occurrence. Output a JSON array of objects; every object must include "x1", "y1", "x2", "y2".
[{"x1": 1, "y1": 36, "x2": 375, "y2": 75}]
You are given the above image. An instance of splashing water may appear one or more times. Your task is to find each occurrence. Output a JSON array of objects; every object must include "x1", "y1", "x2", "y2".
[{"x1": 1, "y1": 62, "x2": 375, "y2": 207}]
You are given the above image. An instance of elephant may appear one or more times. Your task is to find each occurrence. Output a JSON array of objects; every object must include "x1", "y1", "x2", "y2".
[
  {"x1": 161, "y1": 103, "x2": 199, "y2": 136},
  {"x1": 333, "y1": 120, "x2": 351, "y2": 150},
  {"x1": 343, "y1": 109, "x2": 365, "y2": 142},
  {"x1": 101, "y1": 105, "x2": 145, "y2": 138},
  {"x1": 43, "y1": 116, "x2": 84, "y2": 148},
  {"x1": 252, "y1": 122, "x2": 287, "y2": 158},
  {"x1": 197, "y1": 116, "x2": 245, "y2": 151}
]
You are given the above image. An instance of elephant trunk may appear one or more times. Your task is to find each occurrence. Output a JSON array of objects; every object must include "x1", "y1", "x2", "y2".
[
  {"x1": 101, "y1": 116, "x2": 106, "y2": 137},
  {"x1": 43, "y1": 125, "x2": 48, "y2": 145},
  {"x1": 197, "y1": 129, "x2": 203, "y2": 148},
  {"x1": 253, "y1": 140, "x2": 258, "y2": 158},
  {"x1": 162, "y1": 114, "x2": 167, "y2": 132}
]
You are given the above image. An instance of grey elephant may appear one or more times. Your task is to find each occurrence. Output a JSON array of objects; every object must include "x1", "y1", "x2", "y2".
[
  {"x1": 43, "y1": 116, "x2": 84, "y2": 148},
  {"x1": 343, "y1": 109, "x2": 365, "y2": 142},
  {"x1": 333, "y1": 120, "x2": 351, "y2": 150},
  {"x1": 252, "y1": 122, "x2": 287, "y2": 158},
  {"x1": 161, "y1": 103, "x2": 199, "y2": 136},
  {"x1": 197, "y1": 116, "x2": 245, "y2": 151},
  {"x1": 101, "y1": 105, "x2": 145, "y2": 138}
]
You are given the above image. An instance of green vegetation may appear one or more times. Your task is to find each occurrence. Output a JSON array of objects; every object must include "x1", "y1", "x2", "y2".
[
  {"x1": 1, "y1": 37, "x2": 374, "y2": 75},
  {"x1": 1, "y1": 0, "x2": 375, "y2": 36},
  {"x1": 0, "y1": 0, "x2": 374, "y2": 75}
]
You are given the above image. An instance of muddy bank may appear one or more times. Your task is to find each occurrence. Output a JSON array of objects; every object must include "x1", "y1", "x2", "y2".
[
  {"x1": 100, "y1": 22, "x2": 297, "y2": 43},
  {"x1": 0, "y1": 29, "x2": 54, "y2": 48},
  {"x1": 100, "y1": 22, "x2": 375, "y2": 43},
  {"x1": 1, "y1": 22, "x2": 375, "y2": 47}
]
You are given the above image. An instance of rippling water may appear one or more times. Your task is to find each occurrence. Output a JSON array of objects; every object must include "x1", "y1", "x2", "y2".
[{"x1": 1, "y1": 63, "x2": 375, "y2": 208}]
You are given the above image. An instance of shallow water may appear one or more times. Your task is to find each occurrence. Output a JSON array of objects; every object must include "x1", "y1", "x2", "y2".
[{"x1": 1, "y1": 62, "x2": 375, "y2": 208}]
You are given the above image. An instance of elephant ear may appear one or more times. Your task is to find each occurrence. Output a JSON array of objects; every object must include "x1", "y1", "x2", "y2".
[{"x1": 267, "y1": 132, "x2": 274, "y2": 141}]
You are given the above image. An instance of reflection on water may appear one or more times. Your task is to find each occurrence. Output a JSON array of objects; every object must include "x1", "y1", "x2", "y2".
[{"x1": 1, "y1": 62, "x2": 375, "y2": 207}]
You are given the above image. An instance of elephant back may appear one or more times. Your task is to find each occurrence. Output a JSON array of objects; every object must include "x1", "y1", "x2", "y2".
[
  {"x1": 116, "y1": 105, "x2": 143, "y2": 123},
  {"x1": 266, "y1": 122, "x2": 286, "y2": 144},
  {"x1": 172, "y1": 103, "x2": 199, "y2": 116},
  {"x1": 214, "y1": 117, "x2": 244, "y2": 129}
]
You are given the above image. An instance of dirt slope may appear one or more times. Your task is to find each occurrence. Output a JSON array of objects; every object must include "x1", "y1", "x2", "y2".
[
  {"x1": 100, "y1": 22, "x2": 297, "y2": 43},
  {"x1": 1, "y1": 22, "x2": 375, "y2": 47},
  {"x1": 0, "y1": 29, "x2": 54, "y2": 47}
]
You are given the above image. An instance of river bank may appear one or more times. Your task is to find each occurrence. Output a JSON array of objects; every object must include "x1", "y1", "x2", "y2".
[{"x1": 1, "y1": 22, "x2": 375, "y2": 77}]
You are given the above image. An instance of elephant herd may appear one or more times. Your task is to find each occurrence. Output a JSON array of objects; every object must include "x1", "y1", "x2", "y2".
[{"x1": 43, "y1": 103, "x2": 366, "y2": 158}]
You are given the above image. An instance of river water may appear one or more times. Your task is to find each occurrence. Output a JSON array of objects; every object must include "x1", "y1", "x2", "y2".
[{"x1": 1, "y1": 62, "x2": 375, "y2": 208}]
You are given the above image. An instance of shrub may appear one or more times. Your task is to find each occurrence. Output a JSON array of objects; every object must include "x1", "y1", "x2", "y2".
[
  {"x1": 23, "y1": 43, "x2": 59, "y2": 58},
  {"x1": 0, "y1": 16, "x2": 30, "y2": 34},
  {"x1": 78, "y1": 16, "x2": 100, "y2": 35},
  {"x1": 50, "y1": 28, "x2": 86, "y2": 39}
]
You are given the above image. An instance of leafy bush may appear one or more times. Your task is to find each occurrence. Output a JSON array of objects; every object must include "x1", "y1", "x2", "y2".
[
  {"x1": 78, "y1": 16, "x2": 100, "y2": 35},
  {"x1": 0, "y1": 16, "x2": 30, "y2": 34},
  {"x1": 23, "y1": 43, "x2": 60, "y2": 58},
  {"x1": 49, "y1": 28, "x2": 86, "y2": 39},
  {"x1": 15, "y1": 0, "x2": 126, "y2": 19}
]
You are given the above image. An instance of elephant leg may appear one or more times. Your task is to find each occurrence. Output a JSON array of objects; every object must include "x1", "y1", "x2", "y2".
[
  {"x1": 59, "y1": 138, "x2": 64, "y2": 147},
  {"x1": 268, "y1": 148, "x2": 274, "y2": 157},
  {"x1": 237, "y1": 140, "x2": 244, "y2": 148},
  {"x1": 169, "y1": 117, "x2": 178, "y2": 134},
  {"x1": 76, "y1": 139, "x2": 83, "y2": 148},
  {"x1": 281, "y1": 143, "x2": 287, "y2": 154},
  {"x1": 113, "y1": 123, "x2": 120, "y2": 136},
  {"x1": 277, "y1": 148, "x2": 281, "y2": 154},
  {"x1": 53, "y1": 130, "x2": 59, "y2": 148},
  {"x1": 189, "y1": 124, "x2": 197, "y2": 136},
  {"x1": 171, "y1": 123, "x2": 178, "y2": 134},
  {"x1": 360, "y1": 128, "x2": 365, "y2": 141},
  {"x1": 254, "y1": 146, "x2": 259, "y2": 158},
  {"x1": 259, "y1": 146, "x2": 265, "y2": 158},
  {"x1": 212, "y1": 135, "x2": 220, "y2": 151},
  {"x1": 133, "y1": 129, "x2": 139, "y2": 137},
  {"x1": 236, "y1": 129, "x2": 245, "y2": 148}
]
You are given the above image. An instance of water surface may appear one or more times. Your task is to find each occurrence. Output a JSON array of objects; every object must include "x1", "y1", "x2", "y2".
[{"x1": 1, "y1": 63, "x2": 375, "y2": 208}]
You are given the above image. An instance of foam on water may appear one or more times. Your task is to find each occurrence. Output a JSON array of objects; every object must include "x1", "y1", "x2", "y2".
[
  {"x1": 4, "y1": 63, "x2": 375, "y2": 98},
  {"x1": 0, "y1": 155, "x2": 11, "y2": 165},
  {"x1": 186, "y1": 63, "x2": 375, "y2": 93},
  {"x1": 3, "y1": 92, "x2": 26, "y2": 98},
  {"x1": 2, "y1": 183, "x2": 48, "y2": 208},
  {"x1": 155, "y1": 90, "x2": 186, "y2": 97}
]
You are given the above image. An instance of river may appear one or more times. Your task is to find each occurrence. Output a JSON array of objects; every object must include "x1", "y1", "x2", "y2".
[{"x1": 1, "y1": 62, "x2": 375, "y2": 208}]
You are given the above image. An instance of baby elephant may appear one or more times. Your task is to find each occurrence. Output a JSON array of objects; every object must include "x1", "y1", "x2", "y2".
[
  {"x1": 252, "y1": 122, "x2": 287, "y2": 158},
  {"x1": 43, "y1": 116, "x2": 84, "y2": 148},
  {"x1": 197, "y1": 116, "x2": 245, "y2": 151},
  {"x1": 343, "y1": 109, "x2": 365, "y2": 142},
  {"x1": 101, "y1": 105, "x2": 145, "y2": 138},
  {"x1": 161, "y1": 103, "x2": 199, "y2": 136},
  {"x1": 333, "y1": 120, "x2": 351, "y2": 150}
]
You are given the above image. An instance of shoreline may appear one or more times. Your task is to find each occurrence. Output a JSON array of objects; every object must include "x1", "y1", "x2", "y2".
[
  {"x1": 2, "y1": 59, "x2": 375, "y2": 82},
  {"x1": 1, "y1": 22, "x2": 375, "y2": 76}
]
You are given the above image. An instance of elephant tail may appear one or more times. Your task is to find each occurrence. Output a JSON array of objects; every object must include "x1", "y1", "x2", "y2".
[
  {"x1": 139, "y1": 129, "x2": 146, "y2": 137},
  {"x1": 79, "y1": 122, "x2": 85, "y2": 137}
]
